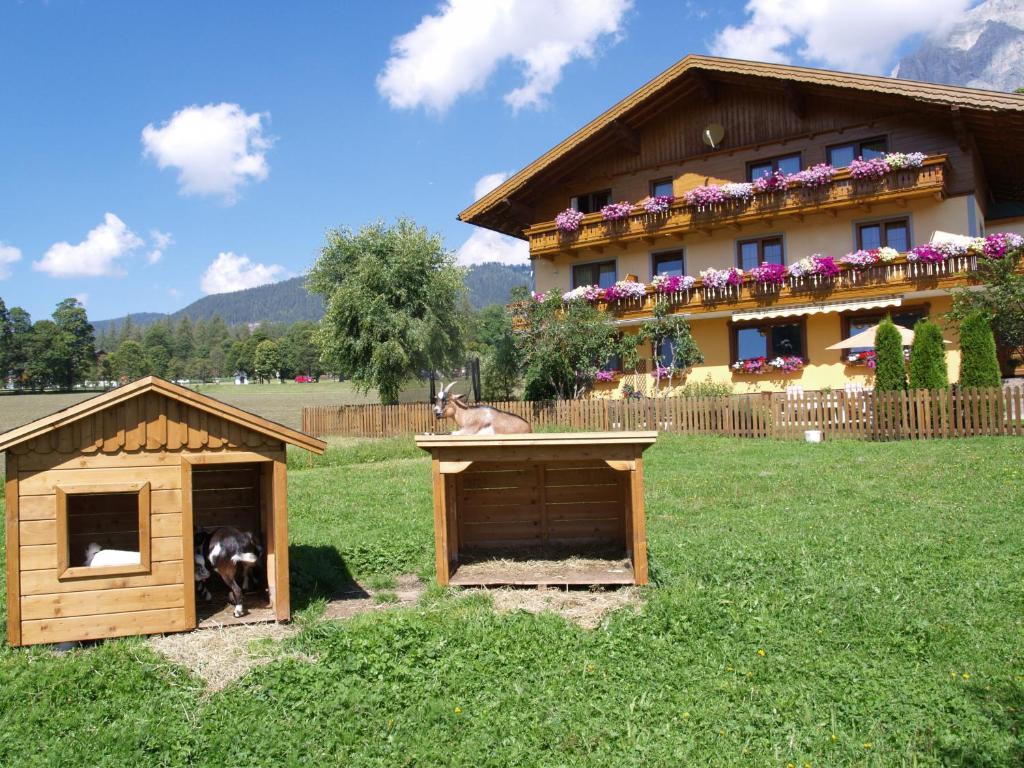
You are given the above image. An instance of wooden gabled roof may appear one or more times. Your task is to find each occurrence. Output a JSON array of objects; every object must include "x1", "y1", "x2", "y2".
[
  {"x1": 0, "y1": 376, "x2": 326, "y2": 454},
  {"x1": 460, "y1": 55, "x2": 1024, "y2": 237}
]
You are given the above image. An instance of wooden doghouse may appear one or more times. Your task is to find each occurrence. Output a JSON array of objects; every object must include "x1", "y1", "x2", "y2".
[
  {"x1": 415, "y1": 432, "x2": 657, "y2": 586},
  {"x1": 1, "y1": 377, "x2": 325, "y2": 647}
]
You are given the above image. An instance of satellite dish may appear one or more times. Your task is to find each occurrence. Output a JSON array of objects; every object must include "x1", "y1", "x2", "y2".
[{"x1": 702, "y1": 123, "x2": 725, "y2": 149}]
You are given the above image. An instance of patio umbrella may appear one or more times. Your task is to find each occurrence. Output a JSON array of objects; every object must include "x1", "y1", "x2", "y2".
[{"x1": 826, "y1": 323, "x2": 917, "y2": 350}]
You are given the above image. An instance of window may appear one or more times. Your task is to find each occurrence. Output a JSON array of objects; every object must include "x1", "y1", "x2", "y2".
[
  {"x1": 827, "y1": 136, "x2": 888, "y2": 168},
  {"x1": 56, "y1": 482, "x2": 151, "y2": 578},
  {"x1": 652, "y1": 250, "x2": 684, "y2": 277},
  {"x1": 737, "y1": 237, "x2": 784, "y2": 270},
  {"x1": 570, "y1": 189, "x2": 611, "y2": 214},
  {"x1": 601, "y1": 353, "x2": 622, "y2": 372},
  {"x1": 650, "y1": 178, "x2": 673, "y2": 197},
  {"x1": 842, "y1": 307, "x2": 929, "y2": 355},
  {"x1": 572, "y1": 260, "x2": 616, "y2": 289},
  {"x1": 655, "y1": 338, "x2": 674, "y2": 367},
  {"x1": 857, "y1": 218, "x2": 910, "y2": 252},
  {"x1": 733, "y1": 321, "x2": 806, "y2": 361},
  {"x1": 748, "y1": 153, "x2": 801, "y2": 181}
]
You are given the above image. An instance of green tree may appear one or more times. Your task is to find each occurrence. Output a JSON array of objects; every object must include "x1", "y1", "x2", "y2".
[
  {"x1": 142, "y1": 323, "x2": 174, "y2": 378},
  {"x1": 25, "y1": 320, "x2": 68, "y2": 390},
  {"x1": 307, "y1": 219, "x2": 467, "y2": 404},
  {"x1": 958, "y1": 311, "x2": 1002, "y2": 388},
  {"x1": 280, "y1": 321, "x2": 322, "y2": 379},
  {"x1": 253, "y1": 339, "x2": 281, "y2": 382},
  {"x1": 874, "y1": 317, "x2": 907, "y2": 392},
  {"x1": 479, "y1": 310, "x2": 521, "y2": 401},
  {"x1": 52, "y1": 297, "x2": 95, "y2": 389},
  {"x1": 908, "y1": 319, "x2": 948, "y2": 390},
  {"x1": 950, "y1": 257, "x2": 1024, "y2": 368},
  {"x1": 0, "y1": 298, "x2": 11, "y2": 383},
  {"x1": 638, "y1": 299, "x2": 704, "y2": 394},
  {"x1": 8, "y1": 307, "x2": 32, "y2": 387},
  {"x1": 174, "y1": 316, "x2": 195, "y2": 361},
  {"x1": 111, "y1": 339, "x2": 149, "y2": 381},
  {"x1": 518, "y1": 293, "x2": 618, "y2": 400}
]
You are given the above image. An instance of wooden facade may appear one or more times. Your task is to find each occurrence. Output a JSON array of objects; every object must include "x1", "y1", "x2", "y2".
[
  {"x1": 1, "y1": 377, "x2": 325, "y2": 647},
  {"x1": 415, "y1": 432, "x2": 657, "y2": 587}
]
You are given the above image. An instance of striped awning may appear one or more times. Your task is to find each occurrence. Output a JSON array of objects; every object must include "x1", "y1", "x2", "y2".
[{"x1": 731, "y1": 296, "x2": 902, "y2": 323}]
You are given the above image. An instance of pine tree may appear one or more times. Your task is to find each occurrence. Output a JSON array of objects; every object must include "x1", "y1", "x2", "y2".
[
  {"x1": 908, "y1": 319, "x2": 948, "y2": 390},
  {"x1": 874, "y1": 317, "x2": 906, "y2": 392},
  {"x1": 958, "y1": 311, "x2": 1002, "y2": 388}
]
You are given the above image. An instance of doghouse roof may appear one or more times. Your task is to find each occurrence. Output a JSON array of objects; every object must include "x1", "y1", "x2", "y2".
[{"x1": 0, "y1": 376, "x2": 326, "y2": 454}]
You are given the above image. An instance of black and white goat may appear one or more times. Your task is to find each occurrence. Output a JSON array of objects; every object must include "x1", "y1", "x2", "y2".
[{"x1": 194, "y1": 527, "x2": 263, "y2": 618}]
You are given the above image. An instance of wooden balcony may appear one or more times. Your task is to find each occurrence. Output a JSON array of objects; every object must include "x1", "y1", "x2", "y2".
[
  {"x1": 512, "y1": 252, "x2": 992, "y2": 330},
  {"x1": 525, "y1": 156, "x2": 948, "y2": 258}
]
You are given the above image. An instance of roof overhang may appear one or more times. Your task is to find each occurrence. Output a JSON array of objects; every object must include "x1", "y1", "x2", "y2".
[{"x1": 0, "y1": 376, "x2": 327, "y2": 454}]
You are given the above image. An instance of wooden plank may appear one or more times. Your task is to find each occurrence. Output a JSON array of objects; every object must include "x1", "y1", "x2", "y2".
[
  {"x1": 460, "y1": 521, "x2": 543, "y2": 543},
  {"x1": 18, "y1": 450, "x2": 182, "y2": 472},
  {"x1": 460, "y1": 504, "x2": 540, "y2": 524},
  {"x1": 448, "y1": 566, "x2": 633, "y2": 587},
  {"x1": 630, "y1": 455, "x2": 649, "y2": 585},
  {"x1": 461, "y1": 469, "x2": 534, "y2": 489},
  {"x1": 181, "y1": 454, "x2": 197, "y2": 630},
  {"x1": 19, "y1": 544, "x2": 57, "y2": 571},
  {"x1": 546, "y1": 500, "x2": 622, "y2": 520},
  {"x1": 19, "y1": 494, "x2": 55, "y2": 521},
  {"x1": 544, "y1": 467, "x2": 620, "y2": 486},
  {"x1": 19, "y1": 465, "x2": 180, "y2": 496},
  {"x1": 462, "y1": 486, "x2": 539, "y2": 507},
  {"x1": 123, "y1": 396, "x2": 142, "y2": 451},
  {"x1": 547, "y1": 517, "x2": 624, "y2": 539},
  {"x1": 544, "y1": 484, "x2": 622, "y2": 503},
  {"x1": 21, "y1": 560, "x2": 184, "y2": 596},
  {"x1": 191, "y1": 466, "x2": 259, "y2": 490},
  {"x1": 21, "y1": 584, "x2": 185, "y2": 621},
  {"x1": 432, "y1": 460, "x2": 450, "y2": 585},
  {"x1": 151, "y1": 513, "x2": 182, "y2": 538},
  {"x1": 6, "y1": 454, "x2": 21, "y2": 645},
  {"x1": 272, "y1": 459, "x2": 289, "y2": 622},
  {"x1": 153, "y1": 536, "x2": 182, "y2": 562},
  {"x1": 20, "y1": 607, "x2": 189, "y2": 646}
]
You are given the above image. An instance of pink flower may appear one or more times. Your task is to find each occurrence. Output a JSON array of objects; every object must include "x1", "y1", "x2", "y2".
[
  {"x1": 849, "y1": 157, "x2": 890, "y2": 180},
  {"x1": 750, "y1": 262, "x2": 787, "y2": 285},
  {"x1": 555, "y1": 208, "x2": 584, "y2": 232},
  {"x1": 600, "y1": 202, "x2": 634, "y2": 221}
]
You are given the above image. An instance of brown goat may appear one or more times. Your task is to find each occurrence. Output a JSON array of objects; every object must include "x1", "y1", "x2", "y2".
[{"x1": 433, "y1": 382, "x2": 531, "y2": 435}]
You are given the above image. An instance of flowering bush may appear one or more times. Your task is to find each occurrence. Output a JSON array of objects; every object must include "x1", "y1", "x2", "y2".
[
  {"x1": 653, "y1": 365, "x2": 677, "y2": 380},
  {"x1": 907, "y1": 243, "x2": 946, "y2": 263},
  {"x1": 600, "y1": 201, "x2": 634, "y2": 221},
  {"x1": 700, "y1": 267, "x2": 744, "y2": 289},
  {"x1": 884, "y1": 152, "x2": 926, "y2": 170},
  {"x1": 732, "y1": 355, "x2": 803, "y2": 373},
  {"x1": 722, "y1": 182, "x2": 755, "y2": 202},
  {"x1": 732, "y1": 356, "x2": 769, "y2": 373},
  {"x1": 876, "y1": 246, "x2": 900, "y2": 263},
  {"x1": 847, "y1": 350, "x2": 877, "y2": 368},
  {"x1": 849, "y1": 156, "x2": 891, "y2": 180},
  {"x1": 840, "y1": 249, "x2": 878, "y2": 268},
  {"x1": 683, "y1": 185, "x2": 726, "y2": 207},
  {"x1": 770, "y1": 356, "x2": 805, "y2": 373},
  {"x1": 531, "y1": 290, "x2": 548, "y2": 302},
  {"x1": 595, "y1": 370, "x2": 616, "y2": 382},
  {"x1": 561, "y1": 285, "x2": 602, "y2": 302},
  {"x1": 982, "y1": 232, "x2": 1024, "y2": 259},
  {"x1": 602, "y1": 280, "x2": 647, "y2": 301},
  {"x1": 652, "y1": 274, "x2": 696, "y2": 293},
  {"x1": 789, "y1": 163, "x2": 836, "y2": 188},
  {"x1": 750, "y1": 262, "x2": 787, "y2": 285},
  {"x1": 787, "y1": 255, "x2": 839, "y2": 279},
  {"x1": 641, "y1": 195, "x2": 674, "y2": 214},
  {"x1": 752, "y1": 170, "x2": 789, "y2": 194},
  {"x1": 555, "y1": 208, "x2": 584, "y2": 232}
]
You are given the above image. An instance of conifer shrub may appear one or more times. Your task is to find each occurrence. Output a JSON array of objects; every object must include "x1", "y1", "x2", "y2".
[
  {"x1": 873, "y1": 317, "x2": 906, "y2": 392},
  {"x1": 958, "y1": 311, "x2": 1002, "y2": 388},
  {"x1": 908, "y1": 319, "x2": 949, "y2": 390}
]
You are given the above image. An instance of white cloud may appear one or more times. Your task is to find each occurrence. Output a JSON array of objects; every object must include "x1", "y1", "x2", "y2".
[
  {"x1": 0, "y1": 242, "x2": 22, "y2": 279},
  {"x1": 34, "y1": 213, "x2": 143, "y2": 277},
  {"x1": 147, "y1": 230, "x2": 173, "y2": 264},
  {"x1": 377, "y1": 0, "x2": 632, "y2": 113},
  {"x1": 141, "y1": 103, "x2": 272, "y2": 203},
  {"x1": 474, "y1": 171, "x2": 511, "y2": 200},
  {"x1": 200, "y1": 251, "x2": 286, "y2": 294},
  {"x1": 711, "y1": 0, "x2": 971, "y2": 74},
  {"x1": 73, "y1": 292, "x2": 88, "y2": 306},
  {"x1": 456, "y1": 229, "x2": 529, "y2": 266}
]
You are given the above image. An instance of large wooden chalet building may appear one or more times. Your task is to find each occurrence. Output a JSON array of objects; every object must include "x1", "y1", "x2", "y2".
[{"x1": 459, "y1": 56, "x2": 1024, "y2": 395}]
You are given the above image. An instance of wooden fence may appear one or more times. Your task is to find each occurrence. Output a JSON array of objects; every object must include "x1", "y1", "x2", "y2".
[{"x1": 301, "y1": 386, "x2": 1024, "y2": 441}]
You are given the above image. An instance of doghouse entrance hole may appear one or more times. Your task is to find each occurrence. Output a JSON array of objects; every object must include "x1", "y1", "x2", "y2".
[
  {"x1": 449, "y1": 461, "x2": 634, "y2": 586},
  {"x1": 67, "y1": 492, "x2": 141, "y2": 568},
  {"x1": 192, "y1": 462, "x2": 275, "y2": 626}
]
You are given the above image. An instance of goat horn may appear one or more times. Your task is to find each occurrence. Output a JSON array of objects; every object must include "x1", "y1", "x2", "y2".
[{"x1": 442, "y1": 381, "x2": 457, "y2": 395}]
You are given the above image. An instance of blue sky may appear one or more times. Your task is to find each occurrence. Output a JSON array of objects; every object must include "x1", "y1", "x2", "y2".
[{"x1": 0, "y1": 0, "x2": 975, "y2": 321}]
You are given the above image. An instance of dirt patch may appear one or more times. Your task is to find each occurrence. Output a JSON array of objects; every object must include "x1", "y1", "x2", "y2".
[
  {"x1": 483, "y1": 585, "x2": 644, "y2": 629},
  {"x1": 149, "y1": 575, "x2": 426, "y2": 689},
  {"x1": 452, "y1": 548, "x2": 633, "y2": 586}
]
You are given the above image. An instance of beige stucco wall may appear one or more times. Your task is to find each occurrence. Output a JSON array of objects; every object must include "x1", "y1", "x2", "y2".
[
  {"x1": 988, "y1": 215, "x2": 1024, "y2": 237},
  {"x1": 535, "y1": 196, "x2": 974, "y2": 294}
]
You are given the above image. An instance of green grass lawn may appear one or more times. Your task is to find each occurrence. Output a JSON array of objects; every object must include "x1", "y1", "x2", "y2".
[{"x1": 2, "y1": 435, "x2": 1023, "y2": 766}]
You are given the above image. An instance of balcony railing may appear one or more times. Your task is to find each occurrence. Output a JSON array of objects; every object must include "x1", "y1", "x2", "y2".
[
  {"x1": 525, "y1": 156, "x2": 948, "y2": 257},
  {"x1": 512, "y1": 250, "x2": 989, "y2": 330}
]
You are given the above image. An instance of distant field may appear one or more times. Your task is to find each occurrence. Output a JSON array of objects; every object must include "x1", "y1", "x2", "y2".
[{"x1": 0, "y1": 378, "x2": 468, "y2": 433}]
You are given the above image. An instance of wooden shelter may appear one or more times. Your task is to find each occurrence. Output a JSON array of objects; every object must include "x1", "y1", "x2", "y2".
[
  {"x1": 415, "y1": 432, "x2": 657, "y2": 587},
  {"x1": 1, "y1": 377, "x2": 325, "y2": 647}
]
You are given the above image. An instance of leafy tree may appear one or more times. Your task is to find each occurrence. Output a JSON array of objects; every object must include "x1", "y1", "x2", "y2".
[
  {"x1": 874, "y1": 317, "x2": 907, "y2": 392},
  {"x1": 25, "y1": 321, "x2": 69, "y2": 390},
  {"x1": 142, "y1": 323, "x2": 174, "y2": 378},
  {"x1": 253, "y1": 339, "x2": 281, "y2": 382},
  {"x1": 111, "y1": 340, "x2": 149, "y2": 381},
  {"x1": 958, "y1": 311, "x2": 1002, "y2": 388},
  {"x1": 52, "y1": 297, "x2": 95, "y2": 389},
  {"x1": 908, "y1": 319, "x2": 948, "y2": 390},
  {"x1": 950, "y1": 257, "x2": 1024, "y2": 368},
  {"x1": 280, "y1": 321, "x2": 322, "y2": 379},
  {"x1": 638, "y1": 299, "x2": 704, "y2": 394},
  {"x1": 518, "y1": 293, "x2": 618, "y2": 400},
  {"x1": 8, "y1": 307, "x2": 31, "y2": 387},
  {"x1": 0, "y1": 298, "x2": 11, "y2": 383},
  {"x1": 479, "y1": 310, "x2": 521, "y2": 401},
  {"x1": 307, "y1": 219, "x2": 467, "y2": 404},
  {"x1": 174, "y1": 316, "x2": 195, "y2": 361}
]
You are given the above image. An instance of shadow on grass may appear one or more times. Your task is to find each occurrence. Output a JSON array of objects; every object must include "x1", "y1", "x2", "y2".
[
  {"x1": 289, "y1": 544, "x2": 367, "y2": 611},
  {"x1": 938, "y1": 679, "x2": 1024, "y2": 766}
]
